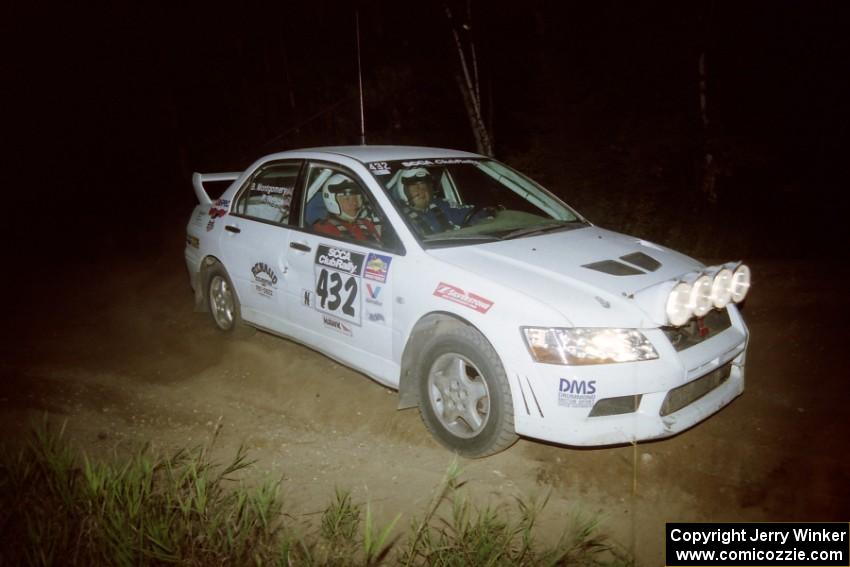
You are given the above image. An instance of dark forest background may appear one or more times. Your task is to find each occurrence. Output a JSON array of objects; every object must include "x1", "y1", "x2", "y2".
[{"x1": 7, "y1": 1, "x2": 849, "y2": 262}]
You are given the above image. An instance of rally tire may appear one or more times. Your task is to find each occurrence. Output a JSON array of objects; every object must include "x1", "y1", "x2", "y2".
[
  {"x1": 205, "y1": 263, "x2": 255, "y2": 337},
  {"x1": 417, "y1": 325, "x2": 518, "y2": 458}
]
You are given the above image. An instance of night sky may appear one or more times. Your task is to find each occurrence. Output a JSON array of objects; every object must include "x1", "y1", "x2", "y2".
[{"x1": 8, "y1": 1, "x2": 849, "y2": 261}]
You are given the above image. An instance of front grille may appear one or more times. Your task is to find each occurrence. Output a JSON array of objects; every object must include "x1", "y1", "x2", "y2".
[
  {"x1": 662, "y1": 308, "x2": 732, "y2": 352},
  {"x1": 660, "y1": 363, "x2": 732, "y2": 416}
]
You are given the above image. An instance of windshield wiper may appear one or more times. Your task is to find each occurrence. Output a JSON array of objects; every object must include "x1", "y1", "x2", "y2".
[{"x1": 499, "y1": 220, "x2": 584, "y2": 240}]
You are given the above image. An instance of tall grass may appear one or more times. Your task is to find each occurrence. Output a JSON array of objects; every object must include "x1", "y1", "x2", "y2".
[
  {"x1": 0, "y1": 420, "x2": 630, "y2": 566},
  {"x1": 400, "y1": 463, "x2": 628, "y2": 566}
]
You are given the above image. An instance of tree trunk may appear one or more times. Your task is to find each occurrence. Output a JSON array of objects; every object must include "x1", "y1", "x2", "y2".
[
  {"x1": 698, "y1": 50, "x2": 718, "y2": 203},
  {"x1": 446, "y1": 4, "x2": 493, "y2": 156},
  {"x1": 454, "y1": 74, "x2": 492, "y2": 156}
]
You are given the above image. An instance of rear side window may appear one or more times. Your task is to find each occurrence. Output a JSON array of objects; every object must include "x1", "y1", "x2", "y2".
[{"x1": 233, "y1": 162, "x2": 301, "y2": 225}]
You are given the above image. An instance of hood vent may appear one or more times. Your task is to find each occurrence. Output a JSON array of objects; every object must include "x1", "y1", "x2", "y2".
[
  {"x1": 619, "y1": 252, "x2": 661, "y2": 272},
  {"x1": 582, "y1": 252, "x2": 663, "y2": 276},
  {"x1": 581, "y1": 260, "x2": 644, "y2": 276}
]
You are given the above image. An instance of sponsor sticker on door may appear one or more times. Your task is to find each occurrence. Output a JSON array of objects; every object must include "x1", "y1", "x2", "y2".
[
  {"x1": 251, "y1": 262, "x2": 278, "y2": 298},
  {"x1": 322, "y1": 315, "x2": 352, "y2": 336},
  {"x1": 364, "y1": 253, "x2": 392, "y2": 283}
]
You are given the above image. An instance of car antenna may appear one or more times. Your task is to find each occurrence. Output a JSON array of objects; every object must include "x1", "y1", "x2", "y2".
[{"x1": 356, "y1": 9, "x2": 366, "y2": 145}]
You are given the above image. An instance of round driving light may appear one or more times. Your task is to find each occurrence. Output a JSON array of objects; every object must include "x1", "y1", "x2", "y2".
[
  {"x1": 710, "y1": 268, "x2": 733, "y2": 308},
  {"x1": 731, "y1": 264, "x2": 751, "y2": 303},
  {"x1": 666, "y1": 282, "x2": 693, "y2": 326},
  {"x1": 690, "y1": 275, "x2": 713, "y2": 317}
]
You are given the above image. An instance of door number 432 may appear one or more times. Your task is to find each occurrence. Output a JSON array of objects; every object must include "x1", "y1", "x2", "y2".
[{"x1": 316, "y1": 268, "x2": 359, "y2": 320}]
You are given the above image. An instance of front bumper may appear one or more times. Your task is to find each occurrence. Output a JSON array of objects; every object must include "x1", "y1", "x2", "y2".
[{"x1": 509, "y1": 306, "x2": 748, "y2": 446}]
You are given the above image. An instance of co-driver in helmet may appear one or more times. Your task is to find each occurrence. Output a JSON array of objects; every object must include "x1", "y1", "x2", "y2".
[{"x1": 395, "y1": 168, "x2": 475, "y2": 234}]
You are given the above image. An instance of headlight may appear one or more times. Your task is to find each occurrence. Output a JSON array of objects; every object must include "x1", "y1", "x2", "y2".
[
  {"x1": 710, "y1": 268, "x2": 733, "y2": 308},
  {"x1": 522, "y1": 327, "x2": 659, "y2": 365},
  {"x1": 731, "y1": 264, "x2": 751, "y2": 303},
  {"x1": 665, "y1": 282, "x2": 693, "y2": 326}
]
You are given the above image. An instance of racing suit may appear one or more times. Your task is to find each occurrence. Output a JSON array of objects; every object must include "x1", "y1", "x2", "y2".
[
  {"x1": 313, "y1": 216, "x2": 381, "y2": 245},
  {"x1": 403, "y1": 199, "x2": 472, "y2": 234}
]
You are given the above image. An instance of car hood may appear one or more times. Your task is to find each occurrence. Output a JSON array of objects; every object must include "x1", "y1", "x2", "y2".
[{"x1": 427, "y1": 226, "x2": 703, "y2": 327}]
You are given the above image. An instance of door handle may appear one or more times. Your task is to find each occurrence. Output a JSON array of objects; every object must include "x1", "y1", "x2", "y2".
[
  {"x1": 290, "y1": 241, "x2": 311, "y2": 252},
  {"x1": 225, "y1": 225, "x2": 241, "y2": 234}
]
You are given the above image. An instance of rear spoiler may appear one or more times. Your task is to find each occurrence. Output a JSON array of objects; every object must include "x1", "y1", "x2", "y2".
[{"x1": 192, "y1": 171, "x2": 242, "y2": 206}]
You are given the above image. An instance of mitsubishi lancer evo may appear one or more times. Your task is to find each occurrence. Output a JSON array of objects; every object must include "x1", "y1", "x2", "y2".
[{"x1": 185, "y1": 146, "x2": 750, "y2": 457}]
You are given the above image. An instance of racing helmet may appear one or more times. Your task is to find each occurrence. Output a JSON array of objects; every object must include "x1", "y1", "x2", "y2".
[
  {"x1": 395, "y1": 167, "x2": 433, "y2": 205},
  {"x1": 322, "y1": 173, "x2": 360, "y2": 220}
]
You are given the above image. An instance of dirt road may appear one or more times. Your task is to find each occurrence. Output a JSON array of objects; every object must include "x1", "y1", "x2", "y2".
[{"x1": 3, "y1": 238, "x2": 849, "y2": 565}]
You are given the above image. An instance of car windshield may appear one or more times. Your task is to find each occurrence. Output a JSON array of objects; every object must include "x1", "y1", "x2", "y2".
[{"x1": 368, "y1": 158, "x2": 586, "y2": 247}]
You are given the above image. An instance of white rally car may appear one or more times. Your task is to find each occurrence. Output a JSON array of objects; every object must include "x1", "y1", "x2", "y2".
[{"x1": 185, "y1": 146, "x2": 750, "y2": 457}]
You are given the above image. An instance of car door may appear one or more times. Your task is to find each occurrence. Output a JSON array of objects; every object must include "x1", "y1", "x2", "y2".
[
  {"x1": 218, "y1": 160, "x2": 303, "y2": 335},
  {"x1": 284, "y1": 161, "x2": 404, "y2": 383}
]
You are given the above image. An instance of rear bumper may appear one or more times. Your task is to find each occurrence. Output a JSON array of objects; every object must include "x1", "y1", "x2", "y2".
[{"x1": 184, "y1": 246, "x2": 201, "y2": 291}]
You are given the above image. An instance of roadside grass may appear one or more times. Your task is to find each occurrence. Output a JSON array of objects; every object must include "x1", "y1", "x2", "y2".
[{"x1": 0, "y1": 420, "x2": 631, "y2": 566}]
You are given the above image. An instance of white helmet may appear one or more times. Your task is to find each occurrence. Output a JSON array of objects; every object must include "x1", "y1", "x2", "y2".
[
  {"x1": 322, "y1": 173, "x2": 360, "y2": 220},
  {"x1": 395, "y1": 167, "x2": 433, "y2": 205}
]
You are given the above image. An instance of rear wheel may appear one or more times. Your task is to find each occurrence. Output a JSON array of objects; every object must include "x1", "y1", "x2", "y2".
[
  {"x1": 206, "y1": 263, "x2": 254, "y2": 336},
  {"x1": 417, "y1": 325, "x2": 517, "y2": 457}
]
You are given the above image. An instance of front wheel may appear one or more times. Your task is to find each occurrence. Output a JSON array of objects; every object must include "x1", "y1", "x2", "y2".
[{"x1": 417, "y1": 325, "x2": 517, "y2": 457}]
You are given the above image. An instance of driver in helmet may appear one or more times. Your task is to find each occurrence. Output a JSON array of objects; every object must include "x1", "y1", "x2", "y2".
[
  {"x1": 313, "y1": 173, "x2": 381, "y2": 244},
  {"x1": 396, "y1": 168, "x2": 474, "y2": 234}
]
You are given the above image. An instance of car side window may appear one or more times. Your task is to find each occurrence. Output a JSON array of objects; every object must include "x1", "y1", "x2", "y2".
[
  {"x1": 233, "y1": 162, "x2": 301, "y2": 225},
  {"x1": 301, "y1": 163, "x2": 402, "y2": 252}
]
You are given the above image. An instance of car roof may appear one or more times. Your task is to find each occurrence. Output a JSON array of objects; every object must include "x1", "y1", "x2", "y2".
[{"x1": 267, "y1": 145, "x2": 483, "y2": 163}]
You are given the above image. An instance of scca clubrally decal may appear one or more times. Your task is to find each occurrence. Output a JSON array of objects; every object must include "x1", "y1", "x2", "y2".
[{"x1": 314, "y1": 244, "x2": 366, "y2": 326}]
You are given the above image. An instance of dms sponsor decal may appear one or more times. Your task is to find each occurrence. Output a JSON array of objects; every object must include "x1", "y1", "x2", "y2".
[
  {"x1": 214, "y1": 198, "x2": 230, "y2": 208},
  {"x1": 433, "y1": 283, "x2": 493, "y2": 314},
  {"x1": 364, "y1": 253, "x2": 392, "y2": 283},
  {"x1": 367, "y1": 311, "x2": 386, "y2": 323},
  {"x1": 558, "y1": 379, "x2": 597, "y2": 408},
  {"x1": 365, "y1": 283, "x2": 383, "y2": 306},
  {"x1": 322, "y1": 315, "x2": 352, "y2": 336},
  {"x1": 251, "y1": 262, "x2": 278, "y2": 298},
  {"x1": 315, "y1": 244, "x2": 365, "y2": 275}
]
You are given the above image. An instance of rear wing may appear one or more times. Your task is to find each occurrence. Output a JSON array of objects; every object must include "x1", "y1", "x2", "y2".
[{"x1": 192, "y1": 171, "x2": 242, "y2": 206}]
